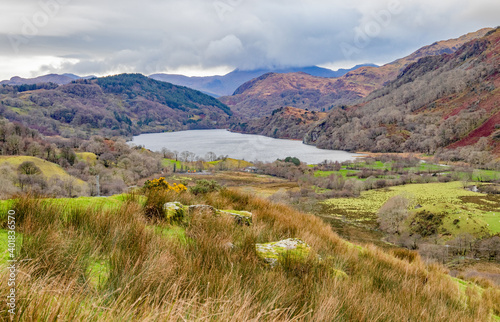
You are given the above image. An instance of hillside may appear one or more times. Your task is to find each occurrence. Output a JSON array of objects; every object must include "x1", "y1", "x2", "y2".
[
  {"x1": 231, "y1": 106, "x2": 327, "y2": 139},
  {"x1": 0, "y1": 73, "x2": 233, "y2": 137},
  {"x1": 304, "y1": 27, "x2": 500, "y2": 161},
  {"x1": 1, "y1": 187, "x2": 498, "y2": 320},
  {"x1": 149, "y1": 64, "x2": 376, "y2": 97},
  {"x1": 220, "y1": 28, "x2": 492, "y2": 119}
]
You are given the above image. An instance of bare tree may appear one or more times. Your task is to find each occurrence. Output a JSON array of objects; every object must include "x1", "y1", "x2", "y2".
[{"x1": 377, "y1": 195, "x2": 410, "y2": 235}]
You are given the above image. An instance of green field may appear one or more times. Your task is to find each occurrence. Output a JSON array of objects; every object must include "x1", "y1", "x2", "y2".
[
  {"x1": 0, "y1": 155, "x2": 86, "y2": 186},
  {"x1": 313, "y1": 160, "x2": 451, "y2": 180},
  {"x1": 163, "y1": 157, "x2": 253, "y2": 171},
  {"x1": 314, "y1": 169, "x2": 360, "y2": 178},
  {"x1": 322, "y1": 181, "x2": 500, "y2": 236}
]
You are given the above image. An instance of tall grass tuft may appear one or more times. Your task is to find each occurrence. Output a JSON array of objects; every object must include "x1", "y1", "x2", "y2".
[{"x1": 0, "y1": 189, "x2": 498, "y2": 321}]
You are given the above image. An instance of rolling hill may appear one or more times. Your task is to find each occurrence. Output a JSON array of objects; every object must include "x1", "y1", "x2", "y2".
[
  {"x1": 220, "y1": 28, "x2": 492, "y2": 118},
  {"x1": 0, "y1": 73, "x2": 233, "y2": 137}
]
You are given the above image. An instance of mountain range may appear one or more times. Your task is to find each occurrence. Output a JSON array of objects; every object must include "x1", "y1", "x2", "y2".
[
  {"x1": 0, "y1": 65, "x2": 376, "y2": 98},
  {"x1": 221, "y1": 28, "x2": 492, "y2": 118},
  {"x1": 0, "y1": 73, "x2": 95, "y2": 86},
  {"x1": 231, "y1": 27, "x2": 500, "y2": 159},
  {"x1": 0, "y1": 27, "x2": 498, "y2": 159},
  {"x1": 149, "y1": 64, "x2": 377, "y2": 97}
]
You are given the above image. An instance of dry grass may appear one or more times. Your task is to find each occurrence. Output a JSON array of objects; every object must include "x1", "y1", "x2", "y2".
[{"x1": 0, "y1": 189, "x2": 498, "y2": 321}]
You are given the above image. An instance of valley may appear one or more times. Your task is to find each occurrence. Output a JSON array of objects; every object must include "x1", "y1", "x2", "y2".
[{"x1": 1, "y1": 21, "x2": 500, "y2": 321}]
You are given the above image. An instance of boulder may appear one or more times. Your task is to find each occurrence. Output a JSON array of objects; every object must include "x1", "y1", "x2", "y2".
[
  {"x1": 255, "y1": 238, "x2": 311, "y2": 267},
  {"x1": 221, "y1": 210, "x2": 253, "y2": 226},
  {"x1": 163, "y1": 202, "x2": 186, "y2": 221}
]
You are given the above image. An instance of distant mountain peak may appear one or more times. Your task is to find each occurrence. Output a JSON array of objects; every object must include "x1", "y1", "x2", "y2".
[
  {"x1": 0, "y1": 73, "x2": 95, "y2": 86},
  {"x1": 149, "y1": 64, "x2": 375, "y2": 97}
]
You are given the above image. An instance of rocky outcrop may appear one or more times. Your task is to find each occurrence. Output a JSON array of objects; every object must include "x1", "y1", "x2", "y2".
[
  {"x1": 255, "y1": 238, "x2": 312, "y2": 267},
  {"x1": 220, "y1": 210, "x2": 253, "y2": 226}
]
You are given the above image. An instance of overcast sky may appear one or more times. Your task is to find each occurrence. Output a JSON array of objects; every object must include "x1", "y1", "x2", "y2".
[{"x1": 0, "y1": 0, "x2": 498, "y2": 80}]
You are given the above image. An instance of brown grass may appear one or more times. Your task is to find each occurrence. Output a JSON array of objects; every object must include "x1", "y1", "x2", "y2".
[{"x1": 0, "y1": 190, "x2": 498, "y2": 321}]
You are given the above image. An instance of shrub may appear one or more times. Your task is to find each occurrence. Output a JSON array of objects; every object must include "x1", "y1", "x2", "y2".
[
  {"x1": 18, "y1": 161, "x2": 41, "y2": 175},
  {"x1": 377, "y1": 195, "x2": 409, "y2": 235},
  {"x1": 144, "y1": 177, "x2": 187, "y2": 193},
  {"x1": 189, "y1": 179, "x2": 222, "y2": 195}
]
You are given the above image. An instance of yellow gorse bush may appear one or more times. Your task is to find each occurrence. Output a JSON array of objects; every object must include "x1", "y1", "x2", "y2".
[{"x1": 144, "y1": 177, "x2": 187, "y2": 192}]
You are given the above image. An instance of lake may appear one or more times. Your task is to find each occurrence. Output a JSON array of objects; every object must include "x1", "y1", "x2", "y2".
[{"x1": 131, "y1": 129, "x2": 357, "y2": 164}]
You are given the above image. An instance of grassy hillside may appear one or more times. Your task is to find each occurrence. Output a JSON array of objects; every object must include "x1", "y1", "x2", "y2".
[
  {"x1": 0, "y1": 189, "x2": 499, "y2": 320},
  {"x1": 0, "y1": 156, "x2": 86, "y2": 186}
]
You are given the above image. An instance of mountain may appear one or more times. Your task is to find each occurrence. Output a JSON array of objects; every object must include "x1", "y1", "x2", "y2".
[
  {"x1": 0, "y1": 73, "x2": 96, "y2": 86},
  {"x1": 230, "y1": 106, "x2": 327, "y2": 139},
  {"x1": 303, "y1": 27, "x2": 500, "y2": 160},
  {"x1": 149, "y1": 64, "x2": 376, "y2": 97},
  {"x1": 0, "y1": 73, "x2": 232, "y2": 137},
  {"x1": 222, "y1": 72, "x2": 365, "y2": 118},
  {"x1": 0, "y1": 74, "x2": 76, "y2": 85},
  {"x1": 221, "y1": 28, "x2": 492, "y2": 119}
]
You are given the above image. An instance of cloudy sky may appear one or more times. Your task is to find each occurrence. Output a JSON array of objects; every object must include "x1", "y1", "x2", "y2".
[{"x1": 0, "y1": 0, "x2": 498, "y2": 80}]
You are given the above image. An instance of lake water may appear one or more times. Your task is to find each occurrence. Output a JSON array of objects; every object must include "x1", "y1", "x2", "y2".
[{"x1": 131, "y1": 129, "x2": 357, "y2": 164}]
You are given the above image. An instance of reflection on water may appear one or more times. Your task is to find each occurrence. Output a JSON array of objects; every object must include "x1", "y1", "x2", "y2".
[{"x1": 131, "y1": 129, "x2": 356, "y2": 164}]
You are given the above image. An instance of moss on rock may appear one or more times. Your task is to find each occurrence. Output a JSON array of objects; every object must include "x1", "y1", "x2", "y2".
[
  {"x1": 163, "y1": 202, "x2": 186, "y2": 222},
  {"x1": 255, "y1": 238, "x2": 311, "y2": 267},
  {"x1": 221, "y1": 210, "x2": 253, "y2": 226}
]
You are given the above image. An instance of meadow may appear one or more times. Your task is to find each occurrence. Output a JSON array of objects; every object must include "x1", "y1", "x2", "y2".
[
  {"x1": 162, "y1": 157, "x2": 254, "y2": 172},
  {"x1": 0, "y1": 156, "x2": 85, "y2": 185},
  {"x1": 1, "y1": 187, "x2": 499, "y2": 320},
  {"x1": 322, "y1": 181, "x2": 500, "y2": 237}
]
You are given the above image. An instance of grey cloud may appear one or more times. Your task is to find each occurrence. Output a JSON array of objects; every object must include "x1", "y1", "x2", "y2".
[{"x1": 0, "y1": 0, "x2": 498, "y2": 79}]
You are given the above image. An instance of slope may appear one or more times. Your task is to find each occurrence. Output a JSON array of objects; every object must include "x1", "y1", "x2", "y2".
[
  {"x1": 0, "y1": 73, "x2": 233, "y2": 137},
  {"x1": 220, "y1": 28, "x2": 492, "y2": 118},
  {"x1": 304, "y1": 27, "x2": 500, "y2": 159},
  {"x1": 2, "y1": 189, "x2": 498, "y2": 320},
  {"x1": 0, "y1": 155, "x2": 87, "y2": 188},
  {"x1": 230, "y1": 106, "x2": 327, "y2": 139}
]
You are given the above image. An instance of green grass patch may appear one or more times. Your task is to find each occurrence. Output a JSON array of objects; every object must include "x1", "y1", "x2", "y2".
[
  {"x1": 314, "y1": 169, "x2": 359, "y2": 178},
  {"x1": 207, "y1": 158, "x2": 253, "y2": 168},
  {"x1": 323, "y1": 181, "x2": 500, "y2": 236},
  {"x1": 154, "y1": 225, "x2": 189, "y2": 244},
  {"x1": 163, "y1": 158, "x2": 182, "y2": 168},
  {"x1": 472, "y1": 169, "x2": 500, "y2": 182},
  {"x1": 0, "y1": 229, "x2": 10, "y2": 265},
  {"x1": 0, "y1": 155, "x2": 86, "y2": 186},
  {"x1": 87, "y1": 259, "x2": 110, "y2": 288},
  {"x1": 46, "y1": 195, "x2": 128, "y2": 211}
]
